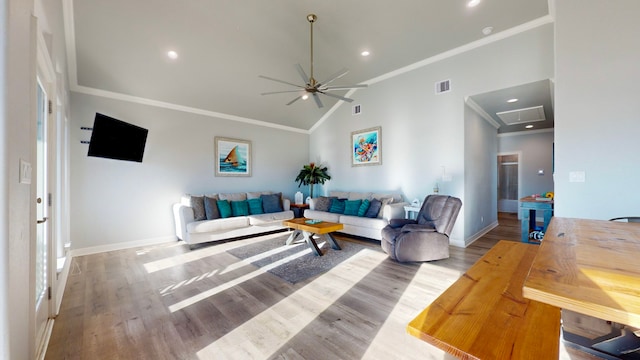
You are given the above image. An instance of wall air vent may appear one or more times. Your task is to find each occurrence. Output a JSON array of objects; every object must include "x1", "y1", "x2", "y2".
[
  {"x1": 353, "y1": 104, "x2": 362, "y2": 115},
  {"x1": 435, "y1": 79, "x2": 451, "y2": 94}
]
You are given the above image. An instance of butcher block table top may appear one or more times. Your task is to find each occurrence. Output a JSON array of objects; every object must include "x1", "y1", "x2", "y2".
[
  {"x1": 407, "y1": 240, "x2": 561, "y2": 359},
  {"x1": 523, "y1": 217, "x2": 640, "y2": 328}
]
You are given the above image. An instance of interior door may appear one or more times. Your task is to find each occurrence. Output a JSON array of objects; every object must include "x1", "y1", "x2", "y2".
[
  {"x1": 34, "y1": 78, "x2": 50, "y2": 349},
  {"x1": 497, "y1": 153, "x2": 519, "y2": 213}
]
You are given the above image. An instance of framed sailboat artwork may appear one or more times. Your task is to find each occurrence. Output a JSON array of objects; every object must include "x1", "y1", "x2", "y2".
[{"x1": 215, "y1": 137, "x2": 251, "y2": 177}]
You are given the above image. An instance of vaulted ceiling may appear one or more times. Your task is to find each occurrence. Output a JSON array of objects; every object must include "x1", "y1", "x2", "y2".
[{"x1": 65, "y1": 0, "x2": 551, "y2": 131}]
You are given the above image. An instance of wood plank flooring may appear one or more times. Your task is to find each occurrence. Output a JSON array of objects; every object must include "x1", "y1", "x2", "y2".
[{"x1": 44, "y1": 213, "x2": 587, "y2": 359}]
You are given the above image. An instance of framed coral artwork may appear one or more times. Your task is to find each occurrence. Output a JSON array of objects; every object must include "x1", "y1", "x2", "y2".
[
  {"x1": 351, "y1": 126, "x2": 381, "y2": 166},
  {"x1": 215, "y1": 137, "x2": 251, "y2": 177}
]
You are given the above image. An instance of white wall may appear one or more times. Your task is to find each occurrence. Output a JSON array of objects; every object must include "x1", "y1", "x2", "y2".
[
  {"x1": 310, "y1": 23, "x2": 554, "y2": 246},
  {"x1": 554, "y1": 0, "x2": 640, "y2": 219},
  {"x1": 498, "y1": 130, "x2": 554, "y2": 200},
  {"x1": 70, "y1": 92, "x2": 309, "y2": 252},
  {"x1": 464, "y1": 103, "x2": 498, "y2": 244},
  {"x1": 0, "y1": 0, "x2": 10, "y2": 357}
]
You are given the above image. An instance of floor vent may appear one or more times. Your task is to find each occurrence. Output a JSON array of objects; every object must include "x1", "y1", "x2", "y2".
[
  {"x1": 435, "y1": 79, "x2": 451, "y2": 94},
  {"x1": 353, "y1": 104, "x2": 362, "y2": 115}
]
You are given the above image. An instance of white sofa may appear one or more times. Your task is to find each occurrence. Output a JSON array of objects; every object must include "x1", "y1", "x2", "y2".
[
  {"x1": 173, "y1": 191, "x2": 294, "y2": 246},
  {"x1": 303, "y1": 191, "x2": 408, "y2": 240}
]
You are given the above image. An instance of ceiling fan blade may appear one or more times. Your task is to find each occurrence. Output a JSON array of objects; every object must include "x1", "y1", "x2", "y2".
[
  {"x1": 258, "y1": 75, "x2": 305, "y2": 89},
  {"x1": 295, "y1": 64, "x2": 310, "y2": 84},
  {"x1": 319, "y1": 68, "x2": 349, "y2": 86},
  {"x1": 286, "y1": 95, "x2": 303, "y2": 106},
  {"x1": 323, "y1": 84, "x2": 368, "y2": 91},
  {"x1": 312, "y1": 93, "x2": 324, "y2": 108},
  {"x1": 318, "y1": 91, "x2": 354, "y2": 103},
  {"x1": 261, "y1": 90, "x2": 304, "y2": 95}
]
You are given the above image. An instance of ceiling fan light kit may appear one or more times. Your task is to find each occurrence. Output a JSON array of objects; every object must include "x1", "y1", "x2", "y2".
[{"x1": 259, "y1": 14, "x2": 367, "y2": 108}]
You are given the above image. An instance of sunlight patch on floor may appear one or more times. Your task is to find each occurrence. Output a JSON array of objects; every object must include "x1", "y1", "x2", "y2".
[
  {"x1": 218, "y1": 242, "x2": 305, "y2": 275},
  {"x1": 168, "y1": 243, "x2": 317, "y2": 312},
  {"x1": 360, "y1": 262, "x2": 462, "y2": 359},
  {"x1": 196, "y1": 248, "x2": 387, "y2": 360},
  {"x1": 143, "y1": 232, "x2": 286, "y2": 273}
]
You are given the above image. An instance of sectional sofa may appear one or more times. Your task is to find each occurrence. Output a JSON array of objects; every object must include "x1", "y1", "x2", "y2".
[
  {"x1": 173, "y1": 191, "x2": 294, "y2": 246},
  {"x1": 303, "y1": 191, "x2": 408, "y2": 240}
]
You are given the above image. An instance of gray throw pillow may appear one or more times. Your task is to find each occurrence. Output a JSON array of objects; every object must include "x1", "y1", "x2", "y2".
[
  {"x1": 365, "y1": 198, "x2": 382, "y2": 218},
  {"x1": 377, "y1": 197, "x2": 394, "y2": 218},
  {"x1": 261, "y1": 193, "x2": 283, "y2": 213},
  {"x1": 204, "y1": 195, "x2": 220, "y2": 220},
  {"x1": 315, "y1": 196, "x2": 335, "y2": 212},
  {"x1": 190, "y1": 195, "x2": 206, "y2": 221}
]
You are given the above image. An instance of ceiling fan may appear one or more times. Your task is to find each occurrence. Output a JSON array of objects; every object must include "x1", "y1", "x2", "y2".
[{"x1": 259, "y1": 14, "x2": 367, "y2": 108}]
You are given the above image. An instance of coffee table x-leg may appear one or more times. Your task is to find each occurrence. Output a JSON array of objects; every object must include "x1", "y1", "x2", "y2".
[
  {"x1": 282, "y1": 218, "x2": 344, "y2": 256},
  {"x1": 286, "y1": 230, "x2": 341, "y2": 256}
]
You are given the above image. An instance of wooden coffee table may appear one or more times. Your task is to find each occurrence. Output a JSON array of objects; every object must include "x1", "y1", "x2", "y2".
[{"x1": 282, "y1": 218, "x2": 343, "y2": 256}]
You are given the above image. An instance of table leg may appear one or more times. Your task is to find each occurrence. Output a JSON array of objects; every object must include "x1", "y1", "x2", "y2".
[
  {"x1": 286, "y1": 230, "x2": 302, "y2": 245},
  {"x1": 521, "y1": 208, "x2": 530, "y2": 242},
  {"x1": 302, "y1": 231, "x2": 322, "y2": 256},
  {"x1": 324, "y1": 233, "x2": 341, "y2": 250}
]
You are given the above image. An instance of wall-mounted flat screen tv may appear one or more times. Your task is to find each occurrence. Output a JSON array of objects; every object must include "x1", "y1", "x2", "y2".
[{"x1": 87, "y1": 113, "x2": 148, "y2": 162}]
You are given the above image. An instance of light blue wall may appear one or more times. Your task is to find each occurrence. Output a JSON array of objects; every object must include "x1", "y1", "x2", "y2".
[
  {"x1": 554, "y1": 0, "x2": 640, "y2": 219},
  {"x1": 70, "y1": 92, "x2": 309, "y2": 251},
  {"x1": 309, "y1": 23, "x2": 554, "y2": 246}
]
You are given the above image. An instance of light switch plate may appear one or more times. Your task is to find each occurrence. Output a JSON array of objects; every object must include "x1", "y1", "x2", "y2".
[
  {"x1": 19, "y1": 159, "x2": 32, "y2": 184},
  {"x1": 569, "y1": 171, "x2": 585, "y2": 182}
]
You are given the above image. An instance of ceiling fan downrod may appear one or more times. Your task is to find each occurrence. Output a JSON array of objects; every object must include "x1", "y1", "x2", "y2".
[{"x1": 307, "y1": 14, "x2": 317, "y2": 88}]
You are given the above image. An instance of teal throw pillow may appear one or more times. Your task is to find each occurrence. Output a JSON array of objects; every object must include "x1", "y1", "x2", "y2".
[
  {"x1": 217, "y1": 200, "x2": 232, "y2": 218},
  {"x1": 231, "y1": 200, "x2": 249, "y2": 217},
  {"x1": 357, "y1": 199, "x2": 371, "y2": 217},
  {"x1": 329, "y1": 198, "x2": 346, "y2": 214},
  {"x1": 343, "y1": 199, "x2": 362, "y2": 216},
  {"x1": 247, "y1": 198, "x2": 264, "y2": 215}
]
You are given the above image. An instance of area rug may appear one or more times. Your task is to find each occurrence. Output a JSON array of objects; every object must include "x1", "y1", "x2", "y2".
[{"x1": 226, "y1": 233, "x2": 378, "y2": 284}]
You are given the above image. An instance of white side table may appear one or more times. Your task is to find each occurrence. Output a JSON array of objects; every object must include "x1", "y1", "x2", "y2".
[{"x1": 404, "y1": 205, "x2": 421, "y2": 219}]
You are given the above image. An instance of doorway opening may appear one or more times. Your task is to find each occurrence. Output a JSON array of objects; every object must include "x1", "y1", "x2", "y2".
[{"x1": 497, "y1": 153, "x2": 520, "y2": 213}]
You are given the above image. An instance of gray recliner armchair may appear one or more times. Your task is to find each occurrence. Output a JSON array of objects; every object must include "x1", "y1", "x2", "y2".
[{"x1": 381, "y1": 195, "x2": 462, "y2": 262}]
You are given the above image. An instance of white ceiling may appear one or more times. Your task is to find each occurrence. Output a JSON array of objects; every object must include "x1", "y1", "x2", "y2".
[{"x1": 65, "y1": 0, "x2": 551, "y2": 131}]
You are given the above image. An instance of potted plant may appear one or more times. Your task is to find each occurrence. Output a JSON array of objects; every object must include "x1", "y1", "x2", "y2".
[{"x1": 294, "y1": 162, "x2": 331, "y2": 199}]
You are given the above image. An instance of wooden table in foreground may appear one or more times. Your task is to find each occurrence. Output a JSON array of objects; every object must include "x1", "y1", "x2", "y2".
[
  {"x1": 407, "y1": 241, "x2": 561, "y2": 359},
  {"x1": 282, "y1": 218, "x2": 343, "y2": 256},
  {"x1": 523, "y1": 217, "x2": 640, "y2": 328}
]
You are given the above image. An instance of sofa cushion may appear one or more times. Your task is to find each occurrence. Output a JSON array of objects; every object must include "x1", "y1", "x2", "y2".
[
  {"x1": 343, "y1": 199, "x2": 362, "y2": 216},
  {"x1": 329, "y1": 191, "x2": 350, "y2": 199},
  {"x1": 348, "y1": 192, "x2": 373, "y2": 201},
  {"x1": 357, "y1": 199, "x2": 371, "y2": 217},
  {"x1": 340, "y1": 214, "x2": 388, "y2": 230},
  {"x1": 247, "y1": 191, "x2": 272, "y2": 199},
  {"x1": 261, "y1": 193, "x2": 283, "y2": 213},
  {"x1": 248, "y1": 210, "x2": 294, "y2": 225},
  {"x1": 247, "y1": 198, "x2": 264, "y2": 215},
  {"x1": 204, "y1": 195, "x2": 220, "y2": 220},
  {"x1": 315, "y1": 196, "x2": 334, "y2": 212},
  {"x1": 365, "y1": 198, "x2": 382, "y2": 218},
  {"x1": 304, "y1": 209, "x2": 341, "y2": 223},
  {"x1": 190, "y1": 195, "x2": 206, "y2": 221},
  {"x1": 231, "y1": 200, "x2": 249, "y2": 216},
  {"x1": 372, "y1": 193, "x2": 403, "y2": 203},
  {"x1": 218, "y1": 192, "x2": 247, "y2": 201},
  {"x1": 187, "y1": 216, "x2": 250, "y2": 233},
  {"x1": 329, "y1": 198, "x2": 346, "y2": 213},
  {"x1": 217, "y1": 200, "x2": 233, "y2": 218}
]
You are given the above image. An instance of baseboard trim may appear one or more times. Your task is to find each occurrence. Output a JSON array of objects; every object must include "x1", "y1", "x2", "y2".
[
  {"x1": 70, "y1": 236, "x2": 177, "y2": 257},
  {"x1": 463, "y1": 220, "x2": 500, "y2": 247}
]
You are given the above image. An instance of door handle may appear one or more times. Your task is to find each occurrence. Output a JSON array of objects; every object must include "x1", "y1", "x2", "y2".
[{"x1": 37, "y1": 217, "x2": 48, "y2": 224}]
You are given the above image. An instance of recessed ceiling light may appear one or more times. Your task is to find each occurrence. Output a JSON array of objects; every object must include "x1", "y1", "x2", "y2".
[
  {"x1": 361, "y1": 50, "x2": 370, "y2": 57},
  {"x1": 482, "y1": 26, "x2": 493, "y2": 35},
  {"x1": 507, "y1": 98, "x2": 519, "y2": 103},
  {"x1": 302, "y1": 94, "x2": 309, "y2": 100},
  {"x1": 525, "y1": 125, "x2": 534, "y2": 129},
  {"x1": 468, "y1": 0, "x2": 481, "y2": 7},
  {"x1": 167, "y1": 50, "x2": 178, "y2": 59}
]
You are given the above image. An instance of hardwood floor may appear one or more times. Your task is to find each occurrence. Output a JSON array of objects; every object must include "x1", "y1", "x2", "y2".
[{"x1": 44, "y1": 213, "x2": 581, "y2": 359}]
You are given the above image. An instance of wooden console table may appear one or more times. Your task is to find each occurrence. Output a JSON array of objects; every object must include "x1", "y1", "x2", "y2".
[
  {"x1": 520, "y1": 196, "x2": 553, "y2": 243},
  {"x1": 523, "y1": 217, "x2": 640, "y2": 328},
  {"x1": 407, "y1": 241, "x2": 561, "y2": 359}
]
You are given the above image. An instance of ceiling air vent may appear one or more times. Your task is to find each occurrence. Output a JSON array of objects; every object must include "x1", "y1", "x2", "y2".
[
  {"x1": 352, "y1": 104, "x2": 362, "y2": 115},
  {"x1": 435, "y1": 79, "x2": 451, "y2": 94}
]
